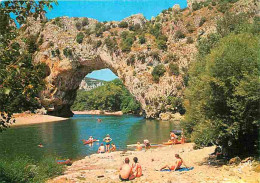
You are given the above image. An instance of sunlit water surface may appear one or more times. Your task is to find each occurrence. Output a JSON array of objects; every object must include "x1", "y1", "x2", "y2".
[{"x1": 0, "y1": 114, "x2": 179, "y2": 160}]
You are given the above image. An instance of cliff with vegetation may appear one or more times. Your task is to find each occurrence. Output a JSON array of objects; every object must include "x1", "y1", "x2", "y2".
[{"x1": 16, "y1": 0, "x2": 258, "y2": 119}]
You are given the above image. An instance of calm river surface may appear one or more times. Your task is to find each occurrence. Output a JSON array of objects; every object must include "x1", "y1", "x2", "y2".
[{"x1": 0, "y1": 114, "x2": 178, "y2": 160}]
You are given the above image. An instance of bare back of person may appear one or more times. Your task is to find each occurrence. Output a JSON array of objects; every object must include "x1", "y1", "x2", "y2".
[{"x1": 120, "y1": 164, "x2": 134, "y2": 180}]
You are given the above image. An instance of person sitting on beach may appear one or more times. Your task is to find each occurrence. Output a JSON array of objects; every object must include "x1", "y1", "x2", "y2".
[
  {"x1": 170, "y1": 131, "x2": 178, "y2": 144},
  {"x1": 97, "y1": 143, "x2": 105, "y2": 153},
  {"x1": 88, "y1": 136, "x2": 94, "y2": 143},
  {"x1": 110, "y1": 143, "x2": 116, "y2": 152},
  {"x1": 103, "y1": 134, "x2": 112, "y2": 152},
  {"x1": 136, "y1": 142, "x2": 142, "y2": 151},
  {"x1": 119, "y1": 157, "x2": 135, "y2": 181},
  {"x1": 160, "y1": 154, "x2": 188, "y2": 171},
  {"x1": 132, "y1": 157, "x2": 142, "y2": 178},
  {"x1": 143, "y1": 139, "x2": 151, "y2": 150}
]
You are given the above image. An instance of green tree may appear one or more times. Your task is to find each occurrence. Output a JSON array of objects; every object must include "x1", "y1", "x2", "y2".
[
  {"x1": 0, "y1": 0, "x2": 57, "y2": 131},
  {"x1": 72, "y1": 79, "x2": 141, "y2": 114},
  {"x1": 183, "y1": 33, "x2": 260, "y2": 156}
]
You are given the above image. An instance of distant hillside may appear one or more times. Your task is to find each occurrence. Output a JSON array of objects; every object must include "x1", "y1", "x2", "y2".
[{"x1": 79, "y1": 77, "x2": 106, "y2": 91}]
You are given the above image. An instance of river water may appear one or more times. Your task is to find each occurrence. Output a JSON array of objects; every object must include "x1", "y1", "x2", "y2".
[{"x1": 0, "y1": 114, "x2": 178, "y2": 160}]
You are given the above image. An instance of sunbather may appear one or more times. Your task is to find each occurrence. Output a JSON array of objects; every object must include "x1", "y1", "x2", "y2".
[
  {"x1": 132, "y1": 157, "x2": 142, "y2": 178},
  {"x1": 160, "y1": 154, "x2": 188, "y2": 171},
  {"x1": 119, "y1": 158, "x2": 135, "y2": 181}
]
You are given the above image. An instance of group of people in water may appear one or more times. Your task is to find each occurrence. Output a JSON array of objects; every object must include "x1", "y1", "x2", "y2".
[{"x1": 96, "y1": 134, "x2": 116, "y2": 153}]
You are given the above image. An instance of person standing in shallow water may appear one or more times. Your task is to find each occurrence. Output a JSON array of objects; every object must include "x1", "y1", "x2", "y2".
[{"x1": 103, "y1": 134, "x2": 112, "y2": 152}]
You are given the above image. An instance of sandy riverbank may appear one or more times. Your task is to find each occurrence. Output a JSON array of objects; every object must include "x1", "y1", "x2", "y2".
[
  {"x1": 12, "y1": 113, "x2": 68, "y2": 126},
  {"x1": 49, "y1": 143, "x2": 259, "y2": 183},
  {"x1": 73, "y1": 110, "x2": 123, "y2": 116}
]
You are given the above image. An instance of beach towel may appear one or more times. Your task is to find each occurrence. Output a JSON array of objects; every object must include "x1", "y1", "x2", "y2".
[
  {"x1": 159, "y1": 167, "x2": 194, "y2": 172},
  {"x1": 176, "y1": 167, "x2": 194, "y2": 172}
]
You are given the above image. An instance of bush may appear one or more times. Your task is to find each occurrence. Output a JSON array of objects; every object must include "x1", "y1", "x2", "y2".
[
  {"x1": 75, "y1": 22, "x2": 82, "y2": 31},
  {"x1": 169, "y1": 63, "x2": 179, "y2": 76},
  {"x1": 217, "y1": 2, "x2": 231, "y2": 13},
  {"x1": 186, "y1": 37, "x2": 194, "y2": 44},
  {"x1": 55, "y1": 49, "x2": 60, "y2": 56},
  {"x1": 186, "y1": 23, "x2": 195, "y2": 33},
  {"x1": 127, "y1": 55, "x2": 135, "y2": 66},
  {"x1": 192, "y1": 2, "x2": 203, "y2": 11},
  {"x1": 120, "y1": 31, "x2": 135, "y2": 52},
  {"x1": 139, "y1": 35, "x2": 146, "y2": 44},
  {"x1": 0, "y1": 156, "x2": 64, "y2": 183},
  {"x1": 94, "y1": 40, "x2": 102, "y2": 48},
  {"x1": 104, "y1": 37, "x2": 118, "y2": 53},
  {"x1": 152, "y1": 64, "x2": 166, "y2": 82},
  {"x1": 76, "y1": 32, "x2": 84, "y2": 44},
  {"x1": 149, "y1": 51, "x2": 160, "y2": 61},
  {"x1": 197, "y1": 33, "x2": 221, "y2": 56},
  {"x1": 63, "y1": 47, "x2": 73, "y2": 57},
  {"x1": 26, "y1": 35, "x2": 38, "y2": 54},
  {"x1": 216, "y1": 13, "x2": 250, "y2": 37},
  {"x1": 174, "y1": 30, "x2": 185, "y2": 40},
  {"x1": 137, "y1": 53, "x2": 146, "y2": 63},
  {"x1": 52, "y1": 17, "x2": 63, "y2": 28},
  {"x1": 156, "y1": 39, "x2": 167, "y2": 50},
  {"x1": 129, "y1": 23, "x2": 141, "y2": 32},
  {"x1": 199, "y1": 17, "x2": 206, "y2": 27},
  {"x1": 164, "y1": 53, "x2": 178, "y2": 64},
  {"x1": 183, "y1": 33, "x2": 260, "y2": 157},
  {"x1": 118, "y1": 21, "x2": 128, "y2": 28},
  {"x1": 82, "y1": 18, "x2": 89, "y2": 26}
]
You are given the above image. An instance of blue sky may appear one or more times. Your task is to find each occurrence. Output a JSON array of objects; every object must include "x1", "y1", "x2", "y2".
[{"x1": 46, "y1": 0, "x2": 187, "y2": 81}]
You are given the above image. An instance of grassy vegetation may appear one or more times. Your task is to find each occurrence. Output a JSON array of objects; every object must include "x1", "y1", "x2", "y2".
[{"x1": 0, "y1": 156, "x2": 65, "y2": 183}]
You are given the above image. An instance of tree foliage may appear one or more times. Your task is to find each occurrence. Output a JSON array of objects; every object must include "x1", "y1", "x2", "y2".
[
  {"x1": 152, "y1": 64, "x2": 166, "y2": 83},
  {"x1": 71, "y1": 79, "x2": 141, "y2": 114},
  {"x1": 0, "y1": 0, "x2": 56, "y2": 131},
  {"x1": 183, "y1": 33, "x2": 260, "y2": 156}
]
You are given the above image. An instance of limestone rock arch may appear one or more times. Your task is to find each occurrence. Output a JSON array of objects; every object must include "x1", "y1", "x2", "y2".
[{"x1": 22, "y1": 14, "x2": 185, "y2": 118}]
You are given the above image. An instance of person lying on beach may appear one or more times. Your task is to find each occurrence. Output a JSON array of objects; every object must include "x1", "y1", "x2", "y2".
[
  {"x1": 103, "y1": 134, "x2": 112, "y2": 152},
  {"x1": 110, "y1": 143, "x2": 116, "y2": 152},
  {"x1": 97, "y1": 143, "x2": 105, "y2": 153},
  {"x1": 132, "y1": 157, "x2": 142, "y2": 178},
  {"x1": 119, "y1": 157, "x2": 135, "y2": 181},
  {"x1": 160, "y1": 154, "x2": 188, "y2": 171},
  {"x1": 136, "y1": 142, "x2": 142, "y2": 151}
]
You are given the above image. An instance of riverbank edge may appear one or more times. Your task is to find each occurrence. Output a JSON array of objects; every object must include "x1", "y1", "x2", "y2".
[
  {"x1": 48, "y1": 143, "x2": 260, "y2": 183},
  {"x1": 12, "y1": 113, "x2": 68, "y2": 126},
  {"x1": 73, "y1": 110, "x2": 123, "y2": 116}
]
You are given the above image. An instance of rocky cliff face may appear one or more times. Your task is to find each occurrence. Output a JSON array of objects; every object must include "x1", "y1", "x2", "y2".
[{"x1": 18, "y1": 0, "x2": 258, "y2": 118}]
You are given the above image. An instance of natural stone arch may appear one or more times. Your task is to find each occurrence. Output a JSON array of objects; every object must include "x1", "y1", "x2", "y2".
[{"x1": 21, "y1": 14, "x2": 188, "y2": 118}]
